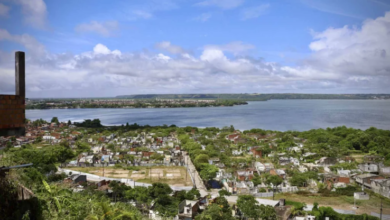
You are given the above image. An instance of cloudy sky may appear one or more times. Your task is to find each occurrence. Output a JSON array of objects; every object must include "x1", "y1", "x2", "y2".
[{"x1": 0, "y1": 0, "x2": 389, "y2": 98}]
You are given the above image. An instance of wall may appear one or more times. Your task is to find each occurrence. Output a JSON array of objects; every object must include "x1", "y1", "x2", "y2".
[{"x1": 0, "y1": 52, "x2": 25, "y2": 137}]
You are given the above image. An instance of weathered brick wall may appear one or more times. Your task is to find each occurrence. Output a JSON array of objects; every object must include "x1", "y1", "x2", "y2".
[
  {"x1": 0, "y1": 51, "x2": 26, "y2": 137},
  {"x1": 0, "y1": 95, "x2": 25, "y2": 136}
]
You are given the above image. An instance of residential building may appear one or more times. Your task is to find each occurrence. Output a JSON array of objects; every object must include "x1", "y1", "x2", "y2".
[{"x1": 177, "y1": 200, "x2": 200, "y2": 220}]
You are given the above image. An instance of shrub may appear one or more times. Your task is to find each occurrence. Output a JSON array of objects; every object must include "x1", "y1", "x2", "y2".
[
  {"x1": 335, "y1": 185, "x2": 360, "y2": 196},
  {"x1": 126, "y1": 166, "x2": 141, "y2": 171}
]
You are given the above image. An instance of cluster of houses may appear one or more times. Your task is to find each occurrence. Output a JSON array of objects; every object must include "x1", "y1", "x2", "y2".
[
  {"x1": 203, "y1": 131, "x2": 390, "y2": 200},
  {"x1": 0, "y1": 121, "x2": 81, "y2": 148}
]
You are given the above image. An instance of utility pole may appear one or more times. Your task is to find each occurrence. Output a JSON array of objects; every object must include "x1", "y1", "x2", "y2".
[{"x1": 380, "y1": 198, "x2": 383, "y2": 220}]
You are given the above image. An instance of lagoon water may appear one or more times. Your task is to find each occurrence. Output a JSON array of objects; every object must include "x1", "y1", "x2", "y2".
[{"x1": 26, "y1": 100, "x2": 390, "y2": 131}]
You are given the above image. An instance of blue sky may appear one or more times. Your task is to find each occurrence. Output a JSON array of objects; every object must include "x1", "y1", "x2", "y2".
[{"x1": 1, "y1": 0, "x2": 390, "y2": 97}]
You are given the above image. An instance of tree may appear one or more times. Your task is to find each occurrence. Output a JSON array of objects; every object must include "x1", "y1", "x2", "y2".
[
  {"x1": 194, "y1": 154, "x2": 209, "y2": 168},
  {"x1": 149, "y1": 183, "x2": 172, "y2": 199},
  {"x1": 68, "y1": 120, "x2": 72, "y2": 125},
  {"x1": 252, "y1": 173, "x2": 262, "y2": 186},
  {"x1": 51, "y1": 117, "x2": 59, "y2": 125},
  {"x1": 258, "y1": 204, "x2": 277, "y2": 220},
  {"x1": 195, "y1": 204, "x2": 235, "y2": 220},
  {"x1": 266, "y1": 175, "x2": 283, "y2": 187},
  {"x1": 237, "y1": 195, "x2": 260, "y2": 219},
  {"x1": 218, "y1": 189, "x2": 232, "y2": 197},
  {"x1": 199, "y1": 164, "x2": 218, "y2": 180},
  {"x1": 236, "y1": 195, "x2": 277, "y2": 220}
]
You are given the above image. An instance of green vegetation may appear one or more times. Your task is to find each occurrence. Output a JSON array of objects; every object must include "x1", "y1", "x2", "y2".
[
  {"x1": 74, "y1": 119, "x2": 103, "y2": 128},
  {"x1": 116, "y1": 93, "x2": 390, "y2": 101},
  {"x1": 236, "y1": 195, "x2": 277, "y2": 220},
  {"x1": 26, "y1": 98, "x2": 247, "y2": 109}
]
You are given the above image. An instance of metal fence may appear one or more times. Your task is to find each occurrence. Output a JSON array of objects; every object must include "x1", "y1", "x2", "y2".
[{"x1": 254, "y1": 192, "x2": 274, "y2": 197}]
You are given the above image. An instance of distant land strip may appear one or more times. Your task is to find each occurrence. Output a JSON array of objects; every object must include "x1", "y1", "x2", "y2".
[{"x1": 115, "y1": 93, "x2": 390, "y2": 101}]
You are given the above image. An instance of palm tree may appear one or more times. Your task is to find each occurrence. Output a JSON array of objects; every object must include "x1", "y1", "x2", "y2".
[
  {"x1": 86, "y1": 202, "x2": 141, "y2": 220},
  {"x1": 40, "y1": 179, "x2": 72, "y2": 217}
]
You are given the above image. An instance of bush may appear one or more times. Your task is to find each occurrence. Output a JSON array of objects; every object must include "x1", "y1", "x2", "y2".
[
  {"x1": 47, "y1": 173, "x2": 67, "y2": 182},
  {"x1": 126, "y1": 166, "x2": 141, "y2": 171},
  {"x1": 335, "y1": 185, "x2": 360, "y2": 196},
  {"x1": 114, "y1": 164, "x2": 122, "y2": 168},
  {"x1": 218, "y1": 189, "x2": 232, "y2": 196}
]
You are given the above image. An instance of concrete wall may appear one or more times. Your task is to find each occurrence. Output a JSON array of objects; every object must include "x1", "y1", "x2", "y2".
[{"x1": 0, "y1": 52, "x2": 25, "y2": 137}]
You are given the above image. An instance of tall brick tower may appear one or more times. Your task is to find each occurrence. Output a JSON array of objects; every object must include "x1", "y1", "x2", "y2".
[{"x1": 0, "y1": 51, "x2": 26, "y2": 137}]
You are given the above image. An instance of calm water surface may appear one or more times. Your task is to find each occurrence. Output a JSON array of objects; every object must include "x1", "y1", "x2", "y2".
[{"x1": 26, "y1": 100, "x2": 390, "y2": 131}]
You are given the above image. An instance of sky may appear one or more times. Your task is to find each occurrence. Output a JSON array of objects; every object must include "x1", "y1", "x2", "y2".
[{"x1": 0, "y1": 0, "x2": 390, "y2": 98}]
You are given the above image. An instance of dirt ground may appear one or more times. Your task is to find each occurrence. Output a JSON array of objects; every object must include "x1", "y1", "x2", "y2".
[{"x1": 68, "y1": 166, "x2": 193, "y2": 186}]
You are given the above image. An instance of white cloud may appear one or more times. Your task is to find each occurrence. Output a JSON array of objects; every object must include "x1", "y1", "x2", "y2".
[
  {"x1": 193, "y1": 13, "x2": 212, "y2": 22},
  {"x1": 75, "y1": 21, "x2": 119, "y2": 37},
  {"x1": 1, "y1": 12, "x2": 390, "y2": 97},
  {"x1": 283, "y1": 11, "x2": 390, "y2": 91},
  {"x1": 0, "y1": 3, "x2": 10, "y2": 17},
  {"x1": 0, "y1": 29, "x2": 46, "y2": 57},
  {"x1": 195, "y1": 0, "x2": 244, "y2": 10},
  {"x1": 156, "y1": 41, "x2": 187, "y2": 54},
  {"x1": 240, "y1": 4, "x2": 270, "y2": 20},
  {"x1": 204, "y1": 41, "x2": 255, "y2": 55},
  {"x1": 93, "y1": 44, "x2": 111, "y2": 55},
  {"x1": 15, "y1": 0, "x2": 47, "y2": 29}
]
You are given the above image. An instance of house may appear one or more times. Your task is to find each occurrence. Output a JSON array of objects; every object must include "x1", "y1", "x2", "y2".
[
  {"x1": 298, "y1": 165, "x2": 308, "y2": 173},
  {"x1": 101, "y1": 155, "x2": 112, "y2": 163},
  {"x1": 316, "y1": 157, "x2": 337, "y2": 166},
  {"x1": 91, "y1": 146, "x2": 101, "y2": 154},
  {"x1": 302, "y1": 152, "x2": 317, "y2": 158},
  {"x1": 236, "y1": 182, "x2": 249, "y2": 194},
  {"x1": 363, "y1": 155, "x2": 384, "y2": 163},
  {"x1": 222, "y1": 180, "x2": 235, "y2": 193},
  {"x1": 236, "y1": 168, "x2": 256, "y2": 181},
  {"x1": 43, "y1": 136, "x2": 56, "y2": 141},
  {"x1": 177, "y1": 200, "x2": 200, "y2": 220},
  {"x1": 337, "y1": 169, "x2": 352, "y2": 177},
  {"x1": 232, "y1": 150, "x2": 243, "y2": 156},
  {"x1": 270, "y1": 169, "x2": 286, "y2": 179},
  {"x1": 371, "y1": 179, "x2": 390, "y2": 198},
  {"x1": 250, "y1": 147, "x2": 262, "y2": 158},
  {"x1": 64, "y1": 174, "x2": 87, "y2": 184},
  {"x1": 279, "y1": 157, "x2": 291, "y2": 166},
  {"x1": 354, "y1": 173, "x2": 384, "y2": 188},
  {"x1": 78, "y1": 155, "x2": 94, "y2": 165},
  {"x1": 255, "y1": 162, "x2": 266, "y2": 173},
  {"x1": 142, "y1": 151, "x2": 154, "y2": 160},
  {"x1": 341, "y1": 156, "x2": 355, "y2": 163},
  {"x1": 289, "y1": 146, "x2": 301, "y2": 153},
  {"x1": 380, "y1": 166, "x2": 390, "y2": 176},
  {"x1": 354, "y1": 192, "x2": 369, "y2": 200},
  {"x1": 291, "y1": 157, "x2": 300, "y2": 166},
  {"x1": 226, "y1": 134, "x2": 240, "y2": 142},
  {"x1": 358, "y1": 162, "x2": 380, "y2": 173},
  {"x1": 215, "y1": 169, "x2": 226, "y2": 180},
  {"x1": 264, "y1": 163, "x2": 274, "y2": 171},
  {"x1": 208, "y1": 158, "x2": 220, "y2": 165},
  {"x1": 323, "y1": 174, "x2": 350, "y2": 189}
]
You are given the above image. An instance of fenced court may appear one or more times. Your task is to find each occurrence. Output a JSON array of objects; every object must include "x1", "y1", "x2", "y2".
[{"x1": 67, "y1": 166, "x2": 193, "y2": 187}]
